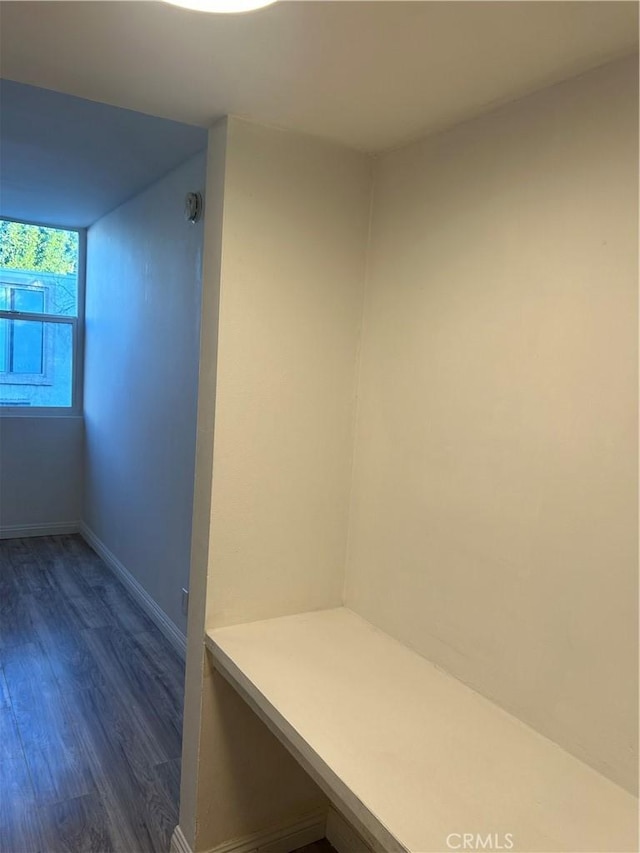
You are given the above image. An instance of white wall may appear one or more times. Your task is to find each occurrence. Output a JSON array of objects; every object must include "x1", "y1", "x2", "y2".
[
  {"x1": 0, "y1": 416, "x2": 82, "y2": 535},
  {"x1": 84, "y1": 150, "x2": 206, "y2": 635},
  {"x1": 346, "y1": 57, "x2": 638, "y2": 794}
]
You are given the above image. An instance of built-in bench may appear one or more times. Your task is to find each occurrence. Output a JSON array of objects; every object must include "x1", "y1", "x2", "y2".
[{"x1": 205, "y1": 608, "x2": 638, "y2": 853}]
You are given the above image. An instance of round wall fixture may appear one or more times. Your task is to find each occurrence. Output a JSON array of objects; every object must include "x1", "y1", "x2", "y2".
[
  {"x1": 164, "y1": 0, "x2": 277, "y2": 12},
  {"x1": 184, "y1": 192, "x2": 203, "y2": 223}
]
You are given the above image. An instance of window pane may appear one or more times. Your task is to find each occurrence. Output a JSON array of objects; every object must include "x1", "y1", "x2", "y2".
[
  {"x1": 11, "y1": 287, "x2": 45, "y2": 314},
  {"x1": 0, "y1": 316, "x2": 6, "y2": 372},
  {"x1": 0, "y1": 220, "x2": 79, "y2": 317},
  {"x1": 0, "y1": 319, "x2": 73, "y2": 408},
  {"x1": 11, "y1": 319, "x2": 44, "y2": 373}
]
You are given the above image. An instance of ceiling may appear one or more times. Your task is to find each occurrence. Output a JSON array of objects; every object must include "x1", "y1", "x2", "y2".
[
  {"x1": 0, "y1": 80, "x2": 207, "y2": 227},
  {"x1": 0, "y1": 1, "x2": 637, "y2": 154}
]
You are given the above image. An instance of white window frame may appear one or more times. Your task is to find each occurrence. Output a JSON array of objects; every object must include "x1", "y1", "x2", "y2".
[{"x1": 0, "y1": 217, "x2": 85, "y2": 417}]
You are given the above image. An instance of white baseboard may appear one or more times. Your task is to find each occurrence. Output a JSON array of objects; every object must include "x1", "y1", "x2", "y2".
[
  {"x1": 79, "y1": 522, "x2": 187, "y2": 659},
  {"x1": 171, "y1": 810, "x2": 326, "y2": 853},
  {"x1": 326, "y1": 808, "x2": 371, "y2": 853},
  {"x1": 0, "y1": 520, "x2": 80, "y2": 540},
  {"x1": 171, "y1": 826, "x2": 192, "y2": 853}
]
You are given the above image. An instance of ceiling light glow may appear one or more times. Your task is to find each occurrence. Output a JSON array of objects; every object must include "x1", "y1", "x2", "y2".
[{"x1": 163, "y1": 0, "x2": 277, "y2": 12}]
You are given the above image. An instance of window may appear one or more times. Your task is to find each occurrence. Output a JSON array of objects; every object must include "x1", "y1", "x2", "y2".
[{"x1": 0, "y1": 219, "x2": 82, "y2": 411}]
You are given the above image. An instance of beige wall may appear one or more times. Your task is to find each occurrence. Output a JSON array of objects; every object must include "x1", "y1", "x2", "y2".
[
  {"x1": 181, "y1": 117, "x2": 372, "y2": 852},
  {"x1": 181, "y1": 58, "x2": 638, "y2": 850},
  {"x1": 206, "y1": 117, "x2": 371, "y2": 629},
  {"x1": 179, "y1": 118, "x2": 228, "y2": 850},
  {"x1": 345, "y1": 56, "x2": 639, "y2": 794}
]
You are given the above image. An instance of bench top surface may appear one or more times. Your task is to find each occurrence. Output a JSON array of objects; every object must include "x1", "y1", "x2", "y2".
[{"x1": 206, "y1": 607, "x2": 638, "y2": 853}]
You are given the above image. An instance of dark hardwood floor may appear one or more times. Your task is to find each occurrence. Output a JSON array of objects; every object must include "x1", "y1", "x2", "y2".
[
  {"x1": 0, "y1": 534, "x2": 184, "y2": 853},
  {"x1": 0, "y1": 535, "x2": 337, "y2": 853}
]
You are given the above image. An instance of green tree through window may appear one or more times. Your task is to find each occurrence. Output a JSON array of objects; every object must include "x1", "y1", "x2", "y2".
[
  {"x1": 0, "y1": 219, "x2": 80, "y2": 408},
  {"x1": 0, "y1": 220, "x2": 78, "y2": 275}
]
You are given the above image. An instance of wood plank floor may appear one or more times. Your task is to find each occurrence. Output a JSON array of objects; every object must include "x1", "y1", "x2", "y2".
[
  {"x1": 1, "y1": 535, "x2": 336, "y2": 853},
  {"x1": 0, "y1": 534, "x2": 185, "y2": 853}
]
